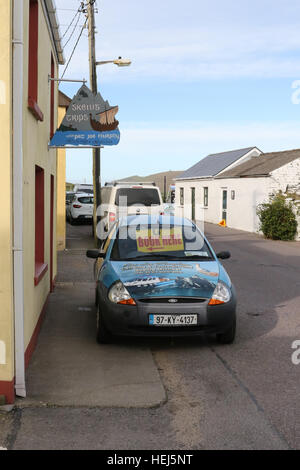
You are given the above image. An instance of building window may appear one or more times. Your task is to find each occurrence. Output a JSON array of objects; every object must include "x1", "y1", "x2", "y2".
[
  {"x1": 34, "y1": 166, "x2": 48, "y2": 285},
  {"x1": 204, "y1": 187, "x2": 208, "y2": 207},
  {"x1": 180, "y1": 188, "x2": 184, "y2": 206},
  {"x1": 28, "y1": 0, "x2": 44, "y2": 121},
  {"x1": 50, "y1": 54, "x2": 55, "y2": 138}
]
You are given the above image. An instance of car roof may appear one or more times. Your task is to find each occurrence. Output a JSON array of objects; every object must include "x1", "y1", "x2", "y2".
[{"x1": 118, "y1": 215, "x2": 195, "y2": 227}]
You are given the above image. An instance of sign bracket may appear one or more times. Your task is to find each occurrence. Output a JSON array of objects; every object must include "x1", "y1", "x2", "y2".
[{"x1": 48, "y1": 75, "x2": 87, "y2": 84}]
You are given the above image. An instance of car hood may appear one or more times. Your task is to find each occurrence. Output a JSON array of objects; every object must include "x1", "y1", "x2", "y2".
[{"x1": 109, "y1": 261, "x2": 220, "y2": 300}]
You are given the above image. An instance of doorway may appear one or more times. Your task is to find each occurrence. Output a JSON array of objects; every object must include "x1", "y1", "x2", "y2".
[{"x1": 222, "y1": 189, "x2": 227, "y2": 223}]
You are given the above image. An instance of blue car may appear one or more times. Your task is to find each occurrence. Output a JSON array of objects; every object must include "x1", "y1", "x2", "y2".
[{"x1": 86, "y1": 216, "x2": 236, "y2": 344}]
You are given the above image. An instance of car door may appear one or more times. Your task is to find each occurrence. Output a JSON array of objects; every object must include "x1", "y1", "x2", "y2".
[{"x1": 94, "y1": 223, "x2": 117, "y2": 280}]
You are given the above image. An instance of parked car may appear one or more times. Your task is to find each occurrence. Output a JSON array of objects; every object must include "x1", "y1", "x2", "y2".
[
  {"x1": 66, "y1": 191, "x2": 75, "y2": 208},
  {"x1": 86, "y1": 215, "x2": 236, "y2": 344},
  {"x1": 97, "y1": 181, "x2": 164, "y2": 241},
  {"x1": 67, "y1": 193, "x2": 94, "y2": 224}
]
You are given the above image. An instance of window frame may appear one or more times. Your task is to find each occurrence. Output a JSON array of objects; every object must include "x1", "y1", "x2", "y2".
[
  {"x1": 34, "y1": 165, "x2": 48, "y2": 285},
  {"x1": 28, "y1": 0, "x2": 44, "y2": 121}
]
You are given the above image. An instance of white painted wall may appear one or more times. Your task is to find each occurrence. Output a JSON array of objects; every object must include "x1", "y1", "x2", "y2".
[
  {"x1": 175, "y1": 157, "x2": 300, "y2": 239},
  {"x1": 175, "y1": 178, "x2": 269, "y2": 233}
]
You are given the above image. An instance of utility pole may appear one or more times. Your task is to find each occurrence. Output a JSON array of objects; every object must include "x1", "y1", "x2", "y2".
[{"x1": 86, "y1": 0, "x2": 101, "y2": 246}]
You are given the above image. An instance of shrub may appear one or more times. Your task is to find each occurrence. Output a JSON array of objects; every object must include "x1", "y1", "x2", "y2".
[{"x1": 257, "y1": 193, "x2": 297, "y2": 241}]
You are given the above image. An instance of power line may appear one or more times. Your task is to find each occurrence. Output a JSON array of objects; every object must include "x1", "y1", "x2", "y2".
[
  {"x1": 60, "y1": 9, "x2": 80, "y2": 41},
  {"x1": 59, "y1": 18, "x2": 88, "y2": 85},
  {"x1": 63, "y1": 10, "x2": 82, "y2": 48},
  {"x1": 57, "y1": 8, "x2": 81, "y2": 11}
]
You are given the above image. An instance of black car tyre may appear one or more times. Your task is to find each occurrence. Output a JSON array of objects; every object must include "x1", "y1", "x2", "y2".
[
  {"x1": 96, "y1": 305, "x2": 112, "y2": 344},
  {"x1": 216, "y1": 315, "x2": 236, "y2": 344}
]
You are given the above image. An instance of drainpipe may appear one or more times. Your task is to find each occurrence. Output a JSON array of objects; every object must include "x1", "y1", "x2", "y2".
[{"x1": 12, "y1": 0, "x2": 26, "y2": 398}]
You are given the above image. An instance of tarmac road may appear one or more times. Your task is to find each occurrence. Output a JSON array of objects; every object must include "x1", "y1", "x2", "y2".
[{"x1": 0, "y1": 222, "x2": 299, "y2": 450}]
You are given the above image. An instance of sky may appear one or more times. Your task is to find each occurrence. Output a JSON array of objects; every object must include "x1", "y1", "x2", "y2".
[{"x1": 55, "y1": 0, "x2": 300, "y2": 184}]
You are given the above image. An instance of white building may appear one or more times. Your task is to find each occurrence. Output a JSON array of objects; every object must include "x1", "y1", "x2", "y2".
[{"x1": 175, "y1": 148, "x2": 300, "y2": 239}]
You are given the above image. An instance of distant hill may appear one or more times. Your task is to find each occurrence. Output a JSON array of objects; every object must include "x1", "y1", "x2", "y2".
[{"x1": 116, "y1": 170, "x2": 183, "y2": 199}]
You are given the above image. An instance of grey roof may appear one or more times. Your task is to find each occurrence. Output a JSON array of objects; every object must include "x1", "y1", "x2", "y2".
[
  {"x1": 217, "y1": 149, "x2": 300, "y2": 178},
  {"x1": 177, "y1": 147, "x2": 257, "y2": 180}
]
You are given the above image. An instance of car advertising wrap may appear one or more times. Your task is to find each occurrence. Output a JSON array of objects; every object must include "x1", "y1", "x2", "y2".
[
  {"x1": 136, "y1": 227, "x2": 184, "y2": 253},
  {"x1": 108, "y1": 261, "x2": 220, "y2": 299}
]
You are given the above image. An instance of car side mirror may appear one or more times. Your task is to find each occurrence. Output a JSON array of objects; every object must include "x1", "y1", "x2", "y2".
[
  {"x1": 216, "y1": 251, "x2": 231, "y2": 260},
  {"x1": 86, "y1": 250, "x2": 104, "y2": 259}
]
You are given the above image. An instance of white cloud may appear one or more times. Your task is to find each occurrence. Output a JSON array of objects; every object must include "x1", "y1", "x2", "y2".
[
  {"x1": 121, "y1": 120, "x2": 300, "y2": 146},
  {"x1": 56, "y1": 0, "x2": 300, "y2": 82}
]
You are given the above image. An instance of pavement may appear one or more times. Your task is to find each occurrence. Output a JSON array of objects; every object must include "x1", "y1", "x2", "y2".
[{"x1": 15, "y1": 221, "x2": 166, "y2": 409}]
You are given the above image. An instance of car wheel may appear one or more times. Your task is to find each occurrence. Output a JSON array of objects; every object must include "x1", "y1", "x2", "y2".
[
  {"x1": 70, "y1": 215, "x2": 76, "y2": 225},
  {"x1": 96, "y1": 305, "x2": 112, "y2": 344},
  {"x1": 216, "y1": 316, "x2": 236, "y2": 344}
]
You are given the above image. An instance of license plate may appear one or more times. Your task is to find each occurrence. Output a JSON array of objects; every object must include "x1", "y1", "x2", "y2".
[
  {"x1": 85, "y1": 215, "x2": 92, "y2": 218},
  {"x1": 149, "y1": 314, "x2": 198, "y2": 326}
]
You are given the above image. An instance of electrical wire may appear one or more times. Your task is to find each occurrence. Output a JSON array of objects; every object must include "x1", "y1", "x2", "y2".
[
  {"x1": 59, "y1": 18, "x2": 88, "y2": 85},
  {"x1": 63, "y1": 11, "x2": 82, "y2": 48},
  {"x1": 60, "y1": 9, "x2": 80, "y2": 41}
]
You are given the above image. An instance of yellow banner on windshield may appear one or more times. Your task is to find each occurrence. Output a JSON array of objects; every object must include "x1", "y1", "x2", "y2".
[{"x1": 136, "y1": 227, "x2": 184, "y2": 253}]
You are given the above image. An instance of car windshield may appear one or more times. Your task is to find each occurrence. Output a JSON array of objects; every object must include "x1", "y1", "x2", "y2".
[
  {"x1": 115, "y1": 188, "x2": 160, "y2": 206},
  {"x1": 78, "y1": 196, "x2": 93, "y2": 204},
  {"x1": 110, "y1": 224, "x2": 214, "y2": 261}
]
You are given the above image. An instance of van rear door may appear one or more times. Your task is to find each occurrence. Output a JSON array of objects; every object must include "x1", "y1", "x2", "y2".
[{"x1": 115, "y1": 187, "x2": 163, "y2": 217}]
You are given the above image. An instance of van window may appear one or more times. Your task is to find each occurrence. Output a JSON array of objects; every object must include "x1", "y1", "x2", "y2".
[
  {"x1": 80, "y1": 189, "x2": 93, "y2": 194},
  {"x1": 101, "y1": 187, "x2": 113, "y2": 204},
  {"x1": 115, "y1": 188, "x2": 160, "y2": 206}
]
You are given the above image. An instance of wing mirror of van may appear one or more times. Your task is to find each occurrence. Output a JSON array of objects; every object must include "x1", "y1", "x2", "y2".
[
  {"x1": 216, "y1": 251, "x2": 231, "y2": 260},
  {"x1": 86, "y1": 250, "x2": 105, "y2": 259}
]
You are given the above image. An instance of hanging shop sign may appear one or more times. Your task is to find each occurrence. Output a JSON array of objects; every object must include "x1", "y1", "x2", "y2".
[{"x1": 49, "y1": 84, "x2": 120, "y2": 148}]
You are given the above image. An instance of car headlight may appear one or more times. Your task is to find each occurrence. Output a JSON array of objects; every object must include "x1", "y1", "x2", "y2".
[
  {"x1": 208, "y1": 281, "x2": 231, "y2": 305},
  {"x1": 108, "y1": 281, "x2": 136, "y2": 305}
]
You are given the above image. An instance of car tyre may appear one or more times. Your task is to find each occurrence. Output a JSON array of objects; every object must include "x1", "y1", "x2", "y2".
[
  {"x1": 96, "y1": 305, "x2": 112, "y2": 344},
  {"x1": 216, "y1": 316, "x2": 236, "y2": 344}
]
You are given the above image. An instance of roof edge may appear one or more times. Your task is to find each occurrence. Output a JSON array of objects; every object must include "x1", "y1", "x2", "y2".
[
  {"x1": 42, "y1": 0, "x2": 65, "y2": 65},
  {"x1": 176, "y1": 146, "x2": 261, "y2": 180}
]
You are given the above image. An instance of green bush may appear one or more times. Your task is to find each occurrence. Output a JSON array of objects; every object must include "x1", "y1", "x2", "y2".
[{"x1": 257, "y1": 193, "x2": 298, "y2": 241}]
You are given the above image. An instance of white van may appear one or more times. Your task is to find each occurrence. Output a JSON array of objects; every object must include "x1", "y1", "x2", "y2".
[
  {"x1": 97, "y1": 181, "x2": 164, "y2": 241},
  {"x1": 73, "y1": 183, "x2": 93, "y2": 195}
]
